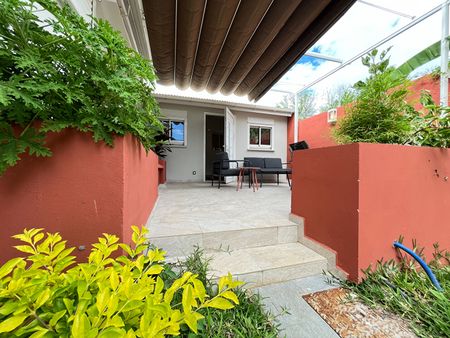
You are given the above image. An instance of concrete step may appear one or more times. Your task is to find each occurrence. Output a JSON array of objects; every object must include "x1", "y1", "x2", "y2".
[
  {"x1": 207, "y1": 243, "x2": 328, "y2": 288},
  {"x1": 148, "y1": 223, "x2": 298, "y2": 258}
]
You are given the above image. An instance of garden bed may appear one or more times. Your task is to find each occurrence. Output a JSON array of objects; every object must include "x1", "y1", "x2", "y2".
[{"x1": 304, "y1": 288, "x2": 416, "y2": 338}]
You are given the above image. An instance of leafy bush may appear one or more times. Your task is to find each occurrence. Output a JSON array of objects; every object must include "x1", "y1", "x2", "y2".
[
  {"x1": 405, "y1": 91, "x2": 450, "y2": 148},
  {"x1": 334, "y1": 48, "x2": 450, "y2": 148},
  {"x1": 173, "y1": 247, "x2": 281, "y2": 338},
  {"x1": 0, "y1": 227, "x2": 241, "y2": 337},
  {"x1": 334, "y1": 49, "x2": 413, "y2": 144},
  {"x1": 343, "y1": 239, "x2": 450, "y2": 338},
  {"x1": 0, "y1": 0, "x2": 163, "y2": 175}
]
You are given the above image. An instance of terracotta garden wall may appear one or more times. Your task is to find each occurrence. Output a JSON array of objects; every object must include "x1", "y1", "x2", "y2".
[
  {"x1": 291, "y1": 143, "x2": 450, "y2": 281},
  {"x1": 0, "y1": 129, "x2": 159, "y2": 263}
]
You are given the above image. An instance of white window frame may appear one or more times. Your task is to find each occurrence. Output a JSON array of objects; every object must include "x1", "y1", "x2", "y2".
[
  {"x1": 248, "y1": 124, "x2": 274, "y2": 150},
  {"x1": 161, "y1": 118, "x2": 187, "y2": 147}
]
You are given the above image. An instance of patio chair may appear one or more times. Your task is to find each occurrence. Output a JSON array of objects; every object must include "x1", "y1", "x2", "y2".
[{"x1": 211, "y1": 152, "x2": 242, "y2": 189}]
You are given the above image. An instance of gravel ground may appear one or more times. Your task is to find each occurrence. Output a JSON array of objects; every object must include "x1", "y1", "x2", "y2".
[{"x1": 303, "y1": 288, "x2": 417, "y2": 338}]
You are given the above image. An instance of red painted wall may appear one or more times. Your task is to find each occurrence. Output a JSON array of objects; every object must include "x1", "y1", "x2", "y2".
[
  {"x1": 0, "y1": 129, "x2": 159, "y2": 263},
  {"x1": 291, "y1": 143, "x2": 450, "y2": 281},
  {"x1": 298, "y1": 106, "x2": 345, "y2": 149},
  {"x1": 291, "y1": 144, "x2": 360, "y2": 279},
  {"x1": 406, "y1": 75, "x2": 441, "y2": 110},
  {"x1": 122, "y1": 135, "x2": 159, "y2": 244},
  {"x1": 358, "y1": 143, "x2": 450, "y2": 276},
  {"x1": 158, "y1": 159, "x2": 167, "y2": 184}
]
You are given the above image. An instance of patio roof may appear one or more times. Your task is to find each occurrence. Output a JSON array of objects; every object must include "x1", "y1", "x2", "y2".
[
  {"x1": 154, "y1": 92, "x2": 292, "y2": 116},
  {"x1": 143, "y1": 0, "x2": 356, "y2": 101}
]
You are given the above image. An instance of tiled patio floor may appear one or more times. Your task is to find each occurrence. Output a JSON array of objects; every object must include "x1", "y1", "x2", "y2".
[{"x1": 146, "y1": 182, "x2": 295, "y2": 237}]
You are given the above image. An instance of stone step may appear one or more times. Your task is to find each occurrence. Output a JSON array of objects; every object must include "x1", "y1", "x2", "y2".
[
  {"x1": 207, "y1": 243, "x2": 328, "y2": 288},
  {"x1": 148, "y1": 223, "x2": 298, "y2": 258}
]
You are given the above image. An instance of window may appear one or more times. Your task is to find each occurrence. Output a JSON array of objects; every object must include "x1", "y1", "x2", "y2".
[
  {"x1": 249, "y1": 125, "x2": 273, "y2": 149},
  {"x1": 162, "y1": 119, "x2": 186, "y2": 146}
]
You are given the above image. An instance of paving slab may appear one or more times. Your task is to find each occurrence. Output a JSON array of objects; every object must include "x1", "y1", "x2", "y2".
[
  {"x1": 147, "y1": 182, "x2": 295, "y2": 237},
  {"x1": 255, "y1": 275, "x2": 340, "y2": 338}
]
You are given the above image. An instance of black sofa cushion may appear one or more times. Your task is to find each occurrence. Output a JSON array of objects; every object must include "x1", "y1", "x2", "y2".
[
  {"x1": 264, "y1": 158, "x2": 282, "y2": 169},
  {"x1": 215, "y1": 168, "x2": 240, "y2": 176},
  {"x1": 261, "y1": 168, "x2": 291, "y2": 174},
  {"x1": 243, "y1": 157, "x2": 265, "y2": 168},
  {"x1": 213, "y1": 152, "x2": 230, "y2": 169}
]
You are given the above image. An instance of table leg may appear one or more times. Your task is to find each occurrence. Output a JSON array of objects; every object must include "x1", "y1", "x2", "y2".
[
  {"x1": 236, "y1": 169, "x2": 241, "y2": 191},
  {"x1": 252, "y1": 170, "x2": 256, "y2": 192}
]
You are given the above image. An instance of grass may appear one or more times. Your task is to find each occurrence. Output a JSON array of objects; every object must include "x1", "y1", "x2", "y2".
[
  {"x1": 342, "y1": 239, "x2": 450, "y2": 338},
  {"x1": 169, "y1": 247, "x2": 283, "y2": 338}
]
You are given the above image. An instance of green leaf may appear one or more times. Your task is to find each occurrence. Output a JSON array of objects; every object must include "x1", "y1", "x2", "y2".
[
  {"x1": 29, "y1": 329, "x2": 49, "y2": 338},
  {"x1": 98, "y1": 327, "x2": 126, "y2": 338},
  {"x1": 35, "y1": 289, "x2": 51, "y2": 310},
  {"x1": 71, "y1": 313, "x2": 91, "y2": 338},
  {"x1": 393, "y1": 40, "x2": 442, "y2": 78},
  {"x1": 182, "y1": 284, "x2": 194, "y2": 313},
  {"x1": 220, "y1": 290, "x2": 239, "y2": 305},
  {"x1": 110, "y1": 269, "x2": 119, "y2": 290},
  {"x1": 0, "y1": 301, "x2": 18, "y2": 316},
  {"x1": 0, "y1": 315, "x2": 28, "y2": 333},
  {"x1": 49, "y1": 310, "x2": 66, "y2": 327},
  {"x1": 184, "y1": 312, "x2": 198, "y2": 334},
  {"x1": 205, "y1": 297, "x2": 234, "y2": 310},
  {"x1": 0, "y1": 257, "x2": 24, "y2": 279}
]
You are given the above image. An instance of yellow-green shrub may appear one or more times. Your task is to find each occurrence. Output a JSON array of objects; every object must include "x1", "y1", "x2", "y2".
[{"x1": 0, "y1": 227, "x2": 242, "y2": 337}]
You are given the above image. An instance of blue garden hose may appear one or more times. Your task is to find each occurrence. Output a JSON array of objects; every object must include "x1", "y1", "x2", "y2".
[{"x1": 393, "y1": 241, "x2": 443, "y2": 291}]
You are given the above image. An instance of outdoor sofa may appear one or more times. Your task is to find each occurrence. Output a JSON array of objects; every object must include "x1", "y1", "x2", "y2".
[{"x1": 244, "y1": 157, "x2": 291, "y2": 187}]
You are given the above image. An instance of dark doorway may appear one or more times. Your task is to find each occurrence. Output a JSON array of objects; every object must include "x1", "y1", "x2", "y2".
[{"x1": 205, "y1": 115, "x2": 224, "y2": 181}]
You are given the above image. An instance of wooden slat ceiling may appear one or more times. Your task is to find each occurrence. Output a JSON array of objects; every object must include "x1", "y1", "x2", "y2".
[{"x1": 143, "y1": 0, "x2": 355, "y2": 101}]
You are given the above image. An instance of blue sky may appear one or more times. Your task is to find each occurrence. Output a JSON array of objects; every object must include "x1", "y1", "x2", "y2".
[{"x1": 297, "y1": 46, "x2": 327, "y2": 69}]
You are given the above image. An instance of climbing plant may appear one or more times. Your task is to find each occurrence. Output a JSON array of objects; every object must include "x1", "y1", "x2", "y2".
[{"x1": 0, "y1": 0, "x2": 163, "y2": 175}]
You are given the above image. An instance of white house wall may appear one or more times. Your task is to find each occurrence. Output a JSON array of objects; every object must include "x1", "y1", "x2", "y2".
[
  {"x1": 159, "y1": 103, "x2": 223, "y2": 182},
  {"x1": 159, "y1": 102, "x2": 289, "y2": 183},
  {"x1": 233, "y1": 110, "x2": 288, "y2": 183}
]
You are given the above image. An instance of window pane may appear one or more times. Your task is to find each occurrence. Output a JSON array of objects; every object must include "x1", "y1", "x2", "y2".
[
  {"x1": 260, "y1": 128, "x2": 271, "y2": 145},
  {"x1": 170, "y1": 121, "x2": 184, "y2": 142},
  {"x1": 249, "y1": 127, "x2": 259, "y2": 145}
]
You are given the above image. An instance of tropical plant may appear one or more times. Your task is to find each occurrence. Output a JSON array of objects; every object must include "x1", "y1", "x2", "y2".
[
  {"x1": 342, "y1": 238, "x2": 450, "y2": 338},
  {"x1": 392, "y1": 39, "x2": 443, "y2": 80},
  {"x1": 0, "y1": 227, "x2": 242, "y2": 337},
  {"x1": 0, "y1": 0, "x2": 163, "y2": 175},
  {"x1": 334, "y1": 48, "x2": 413, "y2": 144}
]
